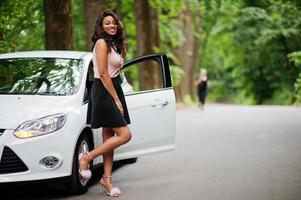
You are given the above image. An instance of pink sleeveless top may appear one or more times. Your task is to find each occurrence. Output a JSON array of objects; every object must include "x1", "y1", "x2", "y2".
[{"x1": 93, "y1": 46, "x2": 124, "y2": 79}]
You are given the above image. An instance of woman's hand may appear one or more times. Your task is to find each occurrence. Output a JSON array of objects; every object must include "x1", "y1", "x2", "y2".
[{"x1": 114, "y1": 98, "x2": 124, "y2": 115}]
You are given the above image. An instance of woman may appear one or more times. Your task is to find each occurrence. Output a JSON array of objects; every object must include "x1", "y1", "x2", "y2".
[
  {"x1": 80, "y1": 10, "x2": 132, "y2": 197},
  {"x1": 195, "y1": 68, "x2": 208, "y2": 110}
]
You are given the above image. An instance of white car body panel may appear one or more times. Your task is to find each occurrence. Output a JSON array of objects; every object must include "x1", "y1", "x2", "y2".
[
  {"x1": 115, "y1": 89, "x2": 176, "y2": 158},
  {"x1": 0, "y1": 95, "x2": 78, "y2": 129}
]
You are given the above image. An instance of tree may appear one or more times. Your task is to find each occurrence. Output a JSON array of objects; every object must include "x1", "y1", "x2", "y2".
[
  {"x1": 44, "y1": 0, "x2": 73, "y2": 50},
  {"x1": 0, "y1": 0, "x2": 44, "y2": 52},
  {"x1": 134, "y1": 0, "x2": 161, "y2": 90},
  {"x1": 288, "y1": 51, "x2": 301, "y2": 104},
  {"x1": 200, "y1": 0, "x2": 301, "y2": 104},
  {"x1": 83, "y1": 0, "x2": 106, "y2": 50},
  {"x1": 231, "y1": 1, "x2": 301, "y2": 104},
  {"x1": 191, "y1": 0, "x2": 201, "y2": 100},
  {"x1": 173, "y1": 0, "x2": 201, "y2": 102}
]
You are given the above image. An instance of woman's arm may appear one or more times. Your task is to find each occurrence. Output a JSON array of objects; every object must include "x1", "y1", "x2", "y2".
[{"x1": 95, "y1": 39, "x2": 124, "y2": 114}]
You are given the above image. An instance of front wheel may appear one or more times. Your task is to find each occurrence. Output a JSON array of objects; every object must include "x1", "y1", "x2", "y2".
[{"x1": 66, "y1": 134, "x2": 92, "y2": 195}]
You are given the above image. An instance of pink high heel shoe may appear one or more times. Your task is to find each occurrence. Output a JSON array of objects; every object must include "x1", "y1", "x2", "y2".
[
  {"x1": 78, "y1": 152, "x2": 93, "y2": 180},
  {"x1": 100, "y1": 176, "x2": 121, "y2": 197}
]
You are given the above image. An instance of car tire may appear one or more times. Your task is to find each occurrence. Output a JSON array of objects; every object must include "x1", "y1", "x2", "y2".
[{"x1": 66, "y1": 133, "x2": 92, "y2": 195}]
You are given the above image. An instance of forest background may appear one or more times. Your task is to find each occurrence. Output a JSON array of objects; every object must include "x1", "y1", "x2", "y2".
[{"x1": 1, "y1": 0, "x2": 301, "y2": 105}]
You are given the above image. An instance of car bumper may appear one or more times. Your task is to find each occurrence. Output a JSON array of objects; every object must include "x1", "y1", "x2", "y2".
[{"x1": 0, "y1": 129, "x2": 73, "y2": 182}]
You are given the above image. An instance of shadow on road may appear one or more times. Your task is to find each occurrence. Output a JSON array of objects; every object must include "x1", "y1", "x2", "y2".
[{"x1": 0, "y1": 158, "x2": 136, "y2": 199}]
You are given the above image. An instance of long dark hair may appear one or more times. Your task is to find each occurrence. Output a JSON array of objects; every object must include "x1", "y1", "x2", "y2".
[{"x1": 91, "y1": 10, "x2": 126, "y2": 58}]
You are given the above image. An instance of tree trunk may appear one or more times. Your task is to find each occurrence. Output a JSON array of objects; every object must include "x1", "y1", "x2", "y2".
[
  {"x1": 245, "y1": 0, "x2": 260, "y2": 6},
  {"x1": 0, "y1": 31, "x2": 3, "y2": 41},
  {"x1": 173, "y1": 0, "x2": 201, "y2": 102},
  {"x1": 83, "y1": 0, "x2": 106, "y2": 50},
  {"x1": 135, "y1": 0, "x2": 161, "y2": 90},
  {"x1": 115, "y1": 0, "x2": 121, "y2": 17},
  {"x1": 44, "y1": 0, "x2": 73, "y2": 50},
  {"x1": 173, "y1": 0, "x2": 194, "y2": 102},
  {"x1": 191, "y1": 0, "x2": 201, "y2": 100}
]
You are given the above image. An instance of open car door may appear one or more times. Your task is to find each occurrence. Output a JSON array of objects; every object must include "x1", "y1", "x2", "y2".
[{"x1": 114, "y1": 54, "x2": 176, "y2": 160}]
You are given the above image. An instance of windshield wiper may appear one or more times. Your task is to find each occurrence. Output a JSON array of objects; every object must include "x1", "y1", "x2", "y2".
[
  {"x1": 35, "y1": 92, "x2": 65, "y2": 96},
  {"x1": 0, "y1": 92, "x2": 37, "y2": 95},
  {"x1": 0, "y1": 92, "x2": 65, "y2": 96}
]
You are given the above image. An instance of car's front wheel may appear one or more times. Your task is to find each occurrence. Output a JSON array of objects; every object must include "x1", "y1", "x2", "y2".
[{"x1": 66, "y1": 134, "x2": 92, "y2": 194}]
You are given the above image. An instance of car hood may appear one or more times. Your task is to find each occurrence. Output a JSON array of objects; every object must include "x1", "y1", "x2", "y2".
[{"x1": 0, "y1": 95, "x2": 79, "y2": 129}]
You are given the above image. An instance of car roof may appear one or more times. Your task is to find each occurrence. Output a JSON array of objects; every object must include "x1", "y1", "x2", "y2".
[{"x1": 0, "y1": 51, "x2": 92, "y2": 59}]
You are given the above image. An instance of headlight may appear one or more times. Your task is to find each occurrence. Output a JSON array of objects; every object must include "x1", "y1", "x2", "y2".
[{"x1": 14, "y1": 113, "x2": 67, "y2": 139}]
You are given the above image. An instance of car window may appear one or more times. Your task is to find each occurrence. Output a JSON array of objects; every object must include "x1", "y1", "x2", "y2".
[
  {"x1": 0, "y1": 58, "x2": 83, "y2": 96},
  {"x1": 83, "y1": 61, "x2": 94, "y2": 103},
  {"x1": 121, "y1": 59, "x2": 163, "y2": 95}
]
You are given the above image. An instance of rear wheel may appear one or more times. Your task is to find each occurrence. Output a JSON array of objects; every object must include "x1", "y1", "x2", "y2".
[{"x1": 66, "y1": 134, "x2": 92, "y2": 195}]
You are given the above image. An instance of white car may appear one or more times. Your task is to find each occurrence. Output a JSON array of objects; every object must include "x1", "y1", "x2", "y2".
[{"x1": 0, "y1": 51, "x2": 176, "y2": 194}]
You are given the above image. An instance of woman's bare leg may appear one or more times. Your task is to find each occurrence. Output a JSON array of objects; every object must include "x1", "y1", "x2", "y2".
[
  {"x1": 91, "y1": 126, "x2": 131, "y2": 157},
  {"x1": 102, "y1": 128, "x2": 114, "y2": 188},
  {"x1": 79, "y1": 126, "x2": 131, "y2": 172}
]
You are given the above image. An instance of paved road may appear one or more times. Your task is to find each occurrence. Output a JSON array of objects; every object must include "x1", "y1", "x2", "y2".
[{"x1": 2, "y1": 104, "x2": 301, "y2": 200}]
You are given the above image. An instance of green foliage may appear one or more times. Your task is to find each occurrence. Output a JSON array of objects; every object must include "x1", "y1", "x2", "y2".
[
  {"x1": 201, "y1": 0, "x2": 246, "y2": 103},
  {"x1": 150, "y1": 0, "x2": 185, "y2": 49},
  {"x1": 201, "y1": 0, "x2": 301, "y2": 105},
  {"x1": 263, "y1": 87, "x2": 295, "y2": 105},
  {"x1": 0, "y1": 0, "x2": 185, "y2": 94},
  {"x1": 72, "y1": 0, "x2": 86, "y2": 51},
  {"x1": 207, "y1": 81, "x2": 229, "y2": 102},
  {"x1": 295, "y1": 73, "x2": 301, "y2": 104},
  {"x1": 148, "y1": 0, "x2": 186, "y2": 71},
  {"x1": 1, "y1": 0, "x2": 301, "y2": 105},
  {"x1": 288, "y1": 51, "x2": 301, "y2": 103},
  {"x1": 119, "y1": 0, "x2": 136, "y2": 59},
  {"x1": 183, "y1": 94, "x2": 195, "y2": 105},
  {"x1": 233, "y1": 1, "x2": 301, "y2": 104},
  {"x1": 288, "y1": 51, "x2": 301, "y2": 66},
  {"x1": 169, "y1": 64, "x2": 184, "y2": 87},
  {"x1": 0, "y1": 0, "x2": 44, "y2": 52}
]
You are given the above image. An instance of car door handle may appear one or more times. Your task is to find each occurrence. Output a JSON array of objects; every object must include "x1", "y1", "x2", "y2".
[{"x1": 151, "y1": 100, "x2": 168, "y2": 108}]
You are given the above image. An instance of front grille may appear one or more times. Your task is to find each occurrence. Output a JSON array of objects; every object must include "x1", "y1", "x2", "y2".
[{"x1": 0, "y1": 146, "x2": 28, "y2": 174}]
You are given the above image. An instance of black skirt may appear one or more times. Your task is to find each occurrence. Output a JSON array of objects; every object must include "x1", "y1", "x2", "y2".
[{"x1": 86, "y1": 75, "x2": 131, "y2": 129}]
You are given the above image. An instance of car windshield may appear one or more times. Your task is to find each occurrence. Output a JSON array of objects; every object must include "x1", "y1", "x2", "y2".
[{"x1": 0, "y1": 57, "x2": 83, "y2": 95}]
